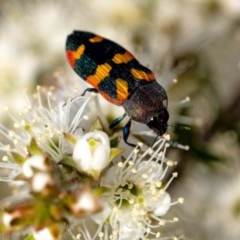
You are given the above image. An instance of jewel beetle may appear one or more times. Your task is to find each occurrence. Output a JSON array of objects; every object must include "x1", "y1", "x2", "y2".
[{"x1": 66, "y1": 31, "x2": 169, "y2": 147}]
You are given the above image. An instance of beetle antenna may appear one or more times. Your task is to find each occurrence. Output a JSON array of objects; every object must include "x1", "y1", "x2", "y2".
[
  {"x1": 151, "y1": 134, "x2": 189, "y2": 151},
  {"x1": 168, "y1": 140, "x2": 190, "y2": 150},
  {"x1": 168, "y1": 124, "x2": 190, "y2": 131},
  {"x1": 167, "y1": 125, "x2": 190, "y2": 150}
]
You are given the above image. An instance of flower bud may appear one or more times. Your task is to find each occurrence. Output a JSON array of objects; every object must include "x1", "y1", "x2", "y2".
[
  {"x1": 73, "y1": 131, "x2": 111, "y2": 180},
  {"x1": 22, "y1": 155, "x2": 48, "y2": 178}
]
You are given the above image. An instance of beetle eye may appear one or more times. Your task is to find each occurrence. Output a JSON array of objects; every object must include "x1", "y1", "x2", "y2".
[
  {"x1": 148, "y1": 116, "x2": 159, "y2": 127},
  {"x1": 150, "y1": 116, "x2": 157, "y2": 122},
  {"x1": 150, "y1": 116, "x2": 164, "y2": 124},
  {"x1": 146, "y1": 109, "x2": 169, "y2": 136}
]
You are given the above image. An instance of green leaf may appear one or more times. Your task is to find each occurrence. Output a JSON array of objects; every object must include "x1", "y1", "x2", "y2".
[
  {"x1": 90, "y1": 117, "x2": 103, "y2": 131},
  {"x1": 11, "y1": 152, "x2": 26, "y2": 165},
  {"x1": 49, "y1": 205, "x2": 63, "y2": 221},
  {"x1": 59, "y1": 157, "x2": 79, "y2": 170},
  {"x1": 93, "y1": 187, "x2": 110, "y2": 196},
  {"x1": 110, "y1": 135, "x2": 121, "y2": 148},
  {"x1": 109, "y1": 148, "x2": 124, "y2": 161},
  {"x1": 24, "y1": 234, "x2": 36, "y2": 240},
  {"x1": 0, "y1": 222, "x2": 5, "y2": 232},
  {"x1": 28, "y1": 138, "x2": 42, "y2": 155}
]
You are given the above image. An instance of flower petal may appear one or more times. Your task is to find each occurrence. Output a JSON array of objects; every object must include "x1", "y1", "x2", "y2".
[
  {"x1": 22, "y1": 155, "x2": 48, "y2": 178},
  {"x1": 153, "y1": 192, "x2": 171, "y2": 216}
]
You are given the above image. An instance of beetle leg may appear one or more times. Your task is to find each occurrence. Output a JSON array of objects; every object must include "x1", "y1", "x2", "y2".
[
  {"x1": 63, "y1": 88, "x2": 98, "y2": 107},
  {"x1": 123, "y1": 119, "x2": 137, "y2": 147},
  {"x1": 81, "y1": 88, "x2": 98, "y2": 96},
  {"x1": 109, "y1": 113, "x2": 127, "y2": 129}
]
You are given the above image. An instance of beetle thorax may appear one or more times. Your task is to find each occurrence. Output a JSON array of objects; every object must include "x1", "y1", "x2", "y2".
[{"x1": 122, "y1": 81, "x2": 168, "y2": 124}]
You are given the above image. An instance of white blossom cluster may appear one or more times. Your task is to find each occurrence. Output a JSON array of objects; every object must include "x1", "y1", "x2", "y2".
[{"x1": 0, "y1": 87, "x2": 183, "y2": 240}]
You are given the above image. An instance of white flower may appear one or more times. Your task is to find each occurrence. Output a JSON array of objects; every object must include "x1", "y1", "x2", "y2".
[
  {"x1": 72, "y1": 130, "x2": 111, "y2": 180},
  {"x1": 70, "y1": 188, "x2": 101, "y2": 215},
  {"x1": 22, "y1": 155, "x2": 48, "y2": 178},
  {"x1": 97, "y1": 138, "x2": 180, "y2": 239},
  {"x1": 0, "y1": 87, "x2": 182, "y2": 240},
  {"x1": 118, "y1": 221, "x2": 145, "y2": 240},
  {"x1": 153, "y1": 192, "x2": 171, "y2": 216},
  {"x1": 2, "y1": 212, "x2": 15, "y2": 227},
  {"x1": 33, "y1": 227, "x2": 58, "y2": 240},
  {"x1": 31, "y1": 172, "x2": 53, "y2": 192},
  {"x1": 71, "y1": 191, "x2": 96, "y2": 213},
  {"x1": 0, "y1": 86, "x2": 91, "y2": 162}
]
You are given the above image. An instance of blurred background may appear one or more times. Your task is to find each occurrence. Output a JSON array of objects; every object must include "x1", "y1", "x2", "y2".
[{"x1": 0, "y1": 0, "x2": 240, "y2": 239}]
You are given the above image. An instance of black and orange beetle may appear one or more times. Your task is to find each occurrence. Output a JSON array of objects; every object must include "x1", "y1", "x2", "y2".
[{"x1": 66, "y1": 31, "x2": 169, "y2": 147}]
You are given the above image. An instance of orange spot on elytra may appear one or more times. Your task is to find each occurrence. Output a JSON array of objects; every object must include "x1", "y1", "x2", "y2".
[
  {"x1": 86, "y1": 63, "x2": 112, "y2": 88},
  {"x1": 100, "y1": 91, "x2": 125, "y2": 105},
  {"x1": 99, "y1": 78, "x2": 128, "y2": 105},
  {"x1": 66, "y1": 44, "x2": 85, "y2": 68},
  {"x1": 131, "y1": 68, "x2": 155, "y2": 82},
  {"x1": 100, "y1": 92, "x2": 113, "y2": 103},
  {"x1": 66, "y1": 51, "x2": 75, "y2": 68},
  {"x1": 89, "y1": 35, "x2": 103, "y2": 43},
  {"x1": 112, "y1": 51, "x2": 134, "y2": 64},
  {"x1": 115, "y1": 78, "x2": 129, "y2": 103}
]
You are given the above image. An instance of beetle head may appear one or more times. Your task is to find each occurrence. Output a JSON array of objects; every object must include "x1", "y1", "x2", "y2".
[{"x1": 146, "y1": 108, "x2": 169, "y2": 136}]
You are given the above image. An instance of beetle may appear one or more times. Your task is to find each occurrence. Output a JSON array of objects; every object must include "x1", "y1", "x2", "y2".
[{"x1": 66, "y1": 31, "x2": 169, "y2": 147}]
